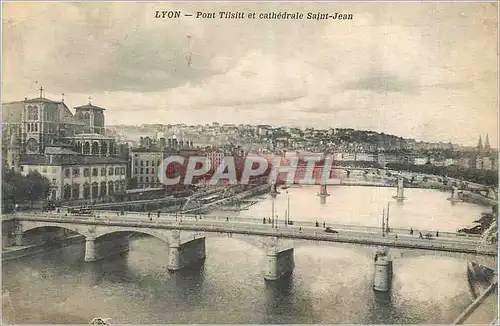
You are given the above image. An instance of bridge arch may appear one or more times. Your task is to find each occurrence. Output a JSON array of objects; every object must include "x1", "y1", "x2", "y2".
[
  {"x1": 19, "y1": 221, "x2": 91, "y2": 239},
  {"x1": 93, "y1": 226, "x2": 173, "y2": 245}
]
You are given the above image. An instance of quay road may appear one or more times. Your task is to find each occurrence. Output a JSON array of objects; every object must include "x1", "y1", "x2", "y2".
[{"x1": 8, "y1": 212, "x2": 497, "y2": 256}]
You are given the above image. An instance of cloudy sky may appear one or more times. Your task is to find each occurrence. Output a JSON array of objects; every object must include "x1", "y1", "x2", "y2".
[{"x1": 2, "y1": 2, "x2": 498, "y2": 147}]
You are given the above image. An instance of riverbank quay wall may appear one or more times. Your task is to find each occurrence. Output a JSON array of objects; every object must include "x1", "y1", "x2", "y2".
[
  {"x1": 2, "y1": 235, "x2": 85, "y2": 261},
  {"x1": 453, "y1": 281, "x2": 498, "y2": 324}
]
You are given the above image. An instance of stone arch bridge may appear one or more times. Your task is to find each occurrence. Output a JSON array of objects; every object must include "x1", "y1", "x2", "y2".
[{"x1": 4, "y1": 215, "x2": 497, "y2": 291}]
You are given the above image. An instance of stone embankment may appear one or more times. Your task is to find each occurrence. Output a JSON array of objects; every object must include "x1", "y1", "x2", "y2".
[{"x1": 2, "y1": 235, "x2": 85, "y2": 261}]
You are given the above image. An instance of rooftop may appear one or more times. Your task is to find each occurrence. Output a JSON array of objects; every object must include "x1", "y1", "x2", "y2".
[
  {"x1": 45, "y1": 147, "x2": 79, "y2": 155},
  {"x1": 24, "y1": 97, "x2": 60, "y2": 104},
  {"x1": 74, "y1": 103, "x2": 105, "y2": 111},
  {"x1": 67, "y1": 133, "x2": 115, "y2": 140},
  {"x1": 21, "y1": 154, "x2": 127, "y2": 166}
]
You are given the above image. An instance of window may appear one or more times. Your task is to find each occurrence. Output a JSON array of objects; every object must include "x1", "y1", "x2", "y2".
[
  {"x1": 115, "y1": 167, "x2": 119, "y2": 175},
  {"x1": 152, "y1": 161, "x2": 155, "y2": 166},
  {"x1": 27, "y1": 105, "x2": 39, "y2": 120},
  {"x1": 84, "y1": 168, "x2": 90, "y2": 177},
  {"x1": 134, "y1": 168, "x2": 138, "y2": 174},
  {"x1": 140, "y1": 168, "x2": 144, "y2": 174},
  {"x1": 100, "y1": 181, "x2": 107, "y2": 196},
  {"x1": 145, "y1": 177, "x2": 149, "y2": 182},
  {"x1": 73, "y1": 168, "x2": 80, "y2": 177},
  {"x1": 120, "y1": 167, "x2": 125, "y2": 175},
  {"x1": 139, "y1": 176, "x2": 143, "y2": 182},
  {"x1": 100, "y1": 168, "x2": 106, "y2": 176},
  {"x1": 146, "y1": 160, "x2": 149, "y2": 166},
  {"x1": 108, "y1": 167, "x2": 114, "y2": 176},
  {"x1": 151, "y1": 168, "x2": 155, "y2": 174},
  {"x1": 134, "y1": 159, "x2": 138, "y2": 166},
  {"x1": 92, "y1": 168, "x2": 98, "y2": 177},
  {"x1": 64, "y1": 169, "x2": 70, "y2": 178},
  {"x1": 157, "y1": 160, "x2": 161, "y2": 166},
  {"x1": 145, "y1": 168, "x2": 149, "y2": 174},
  {"x1": 140, "y1": 160, "x2": 144, "y2": 166}
]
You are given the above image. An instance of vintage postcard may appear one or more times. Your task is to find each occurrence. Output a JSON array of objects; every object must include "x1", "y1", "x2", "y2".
[{"x1": 1, "y1": 1, "x2": 498, "y2": 325}]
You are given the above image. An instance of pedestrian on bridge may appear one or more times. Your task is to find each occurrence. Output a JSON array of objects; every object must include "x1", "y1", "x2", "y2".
[
  {"x1": 148, "y1": 212, "x2": 151, "y2": 218},
  {"x1": 263, "y1": 218, "x2": 266, "y2": 224},
  {"x1": 323, "y1": 222, "x2": 326, "y2": 228},
  {"x1": 436, "y1": 231, "x2": 439, "y2": 237},
  {"x1": 419, "y1": 232, "x2": 423, "y2": 239},
  {"x1": 157, "y1": 211, "x2": 160, "y2": 218},
  {"x1": 410, "y1": 228, "x2": 414, "y2": 235},
  {"x1": 226, "y1": 216, "x2": 229, "y2": 222}
]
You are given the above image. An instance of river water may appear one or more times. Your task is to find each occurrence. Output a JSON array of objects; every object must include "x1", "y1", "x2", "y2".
[{"x1": 1, "y1": 186, "x2": 493, "y2": 324}]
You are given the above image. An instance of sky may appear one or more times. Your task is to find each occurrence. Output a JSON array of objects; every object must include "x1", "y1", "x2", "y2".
[{"x1": 2, "y1": 2, "x2": 498, "y2": 147}]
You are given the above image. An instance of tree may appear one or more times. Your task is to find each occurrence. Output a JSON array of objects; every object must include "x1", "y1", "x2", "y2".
[
  {"x1": 25, "y1": 171, "x2": 50, "y2": 206},
  {"x1": 1, "y1": 169, "x2": 50, "y2": 212},
  {"x1": 127, "y1": 177, "x2": 138, "y2": 189}
]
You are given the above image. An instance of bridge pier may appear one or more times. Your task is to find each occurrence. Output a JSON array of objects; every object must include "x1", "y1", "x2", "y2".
[
  {"x1": 264, "y1": 248, "x2": 294, "y2": 281},
  {"x1": 167, "y1": 242, "x2": 181, "y2": 270},
  {"x1": 393, "y1": 177, "x2": 405, "y2": 200},
  {"x1": 14, "y1": 231, "x2": 23, "y2": 246},
  {"x1": 84, "y1": 237, "x2": 97, "y2": 262},
  {"x1": 168, "y1": 237, "x2": 206, "y2": 271},
  {"x1": 373, "y1": 249, "x2": 393, "y2": 292},
  {"x1": 449, "y1": 186, "x2": 461, "y2": 203}
]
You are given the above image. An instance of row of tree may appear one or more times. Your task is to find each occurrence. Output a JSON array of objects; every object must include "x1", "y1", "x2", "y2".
[{"x1": 2, "y1": 169, "x2": 51, "y2": 213}]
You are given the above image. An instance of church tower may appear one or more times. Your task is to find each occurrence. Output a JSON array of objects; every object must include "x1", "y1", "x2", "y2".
[
  {"x1": 477, "y1": 135, "x2": 483, "y2": 151},
  {"x1": 484, "y1": 134, "x2": 491, "y2": 152},
  {"x1": 7, "y1": 129, "x2": 21, "y2": 171}
]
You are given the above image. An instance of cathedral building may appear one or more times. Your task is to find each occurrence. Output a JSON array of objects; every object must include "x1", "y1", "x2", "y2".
[
  {"x1": 474, "y1": 135, "x2": 498, "y2": 171},
  {"x1": 2, "y1": 88, "x2": 128, "y2": 202}
]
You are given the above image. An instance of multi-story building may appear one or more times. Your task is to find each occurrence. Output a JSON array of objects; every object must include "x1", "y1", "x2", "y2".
[
  {"x1": 20, "y1": 152, "x2": 127, "y2": 202},
  {"x1": 2, "y1": 91, "x2": 120, "y2": 169},
  {"x1": 130, "y1": 149, "x2": 164, "y2": 189},
  {"x1": 205, "y1": 149, "x2": 225, "y2": 170}
]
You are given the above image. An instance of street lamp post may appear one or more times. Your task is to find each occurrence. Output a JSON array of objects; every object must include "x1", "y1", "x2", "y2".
[
  {"x1": 382, "y1": 207, "x2": 385, "y2": 237},
  {"x1": 287, "y1": 191, "x2": 291, "y2": 225},
  {"x1": 271, "y1": 197, "x2": 275, "y2": 228},
  {"x1": 386, "y1": 201, "x2": 390, "y2": 233}
]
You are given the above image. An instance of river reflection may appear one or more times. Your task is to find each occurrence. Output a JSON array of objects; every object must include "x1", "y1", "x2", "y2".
[{"x1": 2, "y1": 186, "x2": 494, "y2": 324}]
